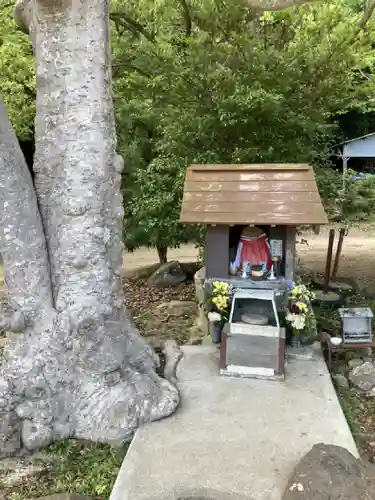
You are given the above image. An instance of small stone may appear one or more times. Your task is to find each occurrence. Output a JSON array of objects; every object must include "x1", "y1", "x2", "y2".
[
  {"x1": 363, "y1": 357, "x2": 373, "y2": 364},
  {"x1": 332, "y1": 374, "x2": 349, "y2": 389},
  {"x1": 349, "y1": 361, "x2": 375, "y2": 392},
  {"x1": 365, "y1": 347, "x2": 373, "y2": 357},
  {"x1": 147, "y1": 261, "x2": 186, "y2": 288},
  {"x1": 348, "y1": 358, "x2": 364, "y2": 370}
]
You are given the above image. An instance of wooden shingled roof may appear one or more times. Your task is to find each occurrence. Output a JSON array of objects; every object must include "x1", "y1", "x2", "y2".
[{"x1": 180, "y1": 164, "x2": 328, "y2": 225}]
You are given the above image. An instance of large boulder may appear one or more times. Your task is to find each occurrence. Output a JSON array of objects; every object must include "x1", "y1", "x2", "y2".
[
  {"x1": 282, "y1": 444, "x2": 368, "y2": 500},
  {"x1": 147, "y1": 261, "x2": 187, "y2": 288},
  {"x1": 349, "y1": 361, "x2": 375, "y2": 392}
]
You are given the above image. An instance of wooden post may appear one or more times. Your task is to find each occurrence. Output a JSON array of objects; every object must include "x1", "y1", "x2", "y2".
[
  {"x1": 331, "y1": 228, "x2": 345, "y2": 282},
  {"x1": 284, "y1": 226, "x2": 296, "y2": 281},
  {"x1": 323, "y1": 229, "x2": 335, "y2": 294},
  {"x1": 342, "y1": 156, "x2": 348, "y2": 192}
]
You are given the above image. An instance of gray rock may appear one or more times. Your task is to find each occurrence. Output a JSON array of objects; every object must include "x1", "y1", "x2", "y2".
[
  {"x1": 349, "y1": 361, "x2": 375, "y2": 392},
  {"x1": 348, "y1": 358, "x2": 364, "y2": 370},
  {"x1": 332, "y1": 374, "x2": 349, "y2": 390},
  {"x1": 365, "y1": 347, "x2": 373, "y2": 357},
  {"x1": 148, "y1": 261, "x2": 187, "y2": 288},
  {"x1": 363, "y1": 357, "x2": 374, "y2": 365},
  {"x1": 282, "y1": 443, "x2": 368, "y2": 500}
]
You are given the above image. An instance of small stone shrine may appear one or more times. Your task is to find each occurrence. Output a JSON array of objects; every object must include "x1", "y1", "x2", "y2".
[{"x1": 180, "y1": 163, "x2": 328, "y2": 379}]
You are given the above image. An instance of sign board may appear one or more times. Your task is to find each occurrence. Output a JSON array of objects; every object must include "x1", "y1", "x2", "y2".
[{"x1": 269, "y1": 239, "x2": 283, "y2": 257}]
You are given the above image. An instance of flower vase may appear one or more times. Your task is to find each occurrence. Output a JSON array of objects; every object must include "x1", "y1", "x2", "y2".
[
  {"x1": 290, "y1": 327, "x2": 301, "y2": 349},
  {"x1": 209, "y1": 321, "x2": 222, "y2": 344},
  {"x1": 291, "y1": 336, "x2": 301, "y2": 349}
]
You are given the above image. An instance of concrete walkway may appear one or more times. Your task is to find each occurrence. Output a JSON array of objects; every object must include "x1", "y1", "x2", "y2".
[{"x1": 110, "y1": 345, "x2": 357, "y2": 500}]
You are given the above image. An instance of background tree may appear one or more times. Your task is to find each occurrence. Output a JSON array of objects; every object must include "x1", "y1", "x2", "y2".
[
  {"x1": 0, "y1": 0, "x2": 35, "y2": 140},
  {"x1": 111, "y1": 0, "x2": 375, "y2": 256}
]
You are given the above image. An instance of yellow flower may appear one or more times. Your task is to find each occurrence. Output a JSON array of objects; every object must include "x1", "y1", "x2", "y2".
[
  {"x1": 296, "y1": 301, "x2": 308, "y2": 313},
  {"x1": 212, "y1": 294, "x2": 228, "y2": 312},
  {"x1": 213, "y1": 281, "x2": 229, "y2": 293}
]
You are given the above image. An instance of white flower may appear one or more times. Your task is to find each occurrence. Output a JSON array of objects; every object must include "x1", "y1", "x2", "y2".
[
  {"x1": 286, "y1": 312, "x2": 305, "y2": 330},
  {"x1": 293, "y1": 315, "x2": 306, "y2": 330},
  {"x1": 286, "y1": 312, "x2": 296, "y2": 323},
  {"x1": 208, "y1": 312, "x2": 221, "y2": 323}
]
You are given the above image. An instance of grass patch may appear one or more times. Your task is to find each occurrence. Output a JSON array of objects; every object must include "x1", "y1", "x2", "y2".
[
  {"x1": 3, "y1": 440, "x2": 127, "y2": 500},
  {"x1": 337, "y1": 390, "x2": 365, "y2": 443},
  {"x1": 335, "y1": 388, "x2": 375, "y2": 461}
]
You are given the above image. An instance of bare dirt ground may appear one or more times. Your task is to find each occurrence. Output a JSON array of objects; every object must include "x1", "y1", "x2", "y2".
[
  {"x1": 123, "y1": 226, "x2": 375, "y2": 295},
  {"x1": 1, "y1": 226, "x2": 374, "y2": 294},
  {"x1": 123, "y1": 246, "x2": 199, "y2": 271},
  {"x1": 298, "y1": 226, "x2": 375, "y2": 296}
]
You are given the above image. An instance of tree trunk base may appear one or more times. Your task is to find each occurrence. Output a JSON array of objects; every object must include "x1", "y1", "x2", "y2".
[{"x1": 0, "y1": 315, "x2": 179, "y2": 455}]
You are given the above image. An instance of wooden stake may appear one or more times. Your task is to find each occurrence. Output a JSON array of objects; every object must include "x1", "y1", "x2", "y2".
[
  {"x1": 323, "y1": 229, "x2": 335, "y2": 294},
  {"x1": 331, "y1": 228, "x2": 345, "y2": 282}
]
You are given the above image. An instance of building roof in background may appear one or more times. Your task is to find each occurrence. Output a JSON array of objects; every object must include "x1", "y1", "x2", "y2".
[
  {"x1": 336, "y1": 132, "x2": 375, "y2": 158},
  {"x1": 180, "y1": 163, "x2": 328, "y2": 225},
  {"x1": 337, "y1": 132, "x2": 375, "y2": 146}
]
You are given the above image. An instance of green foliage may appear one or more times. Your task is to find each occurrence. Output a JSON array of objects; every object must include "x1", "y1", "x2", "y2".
[
  {"x1": 5, "y1": 439, "x2": 126, "y2": 500},
  {"x1": 315, "y1": 165, "x2": 375, "y2": 224},
  {"x1": 121, "y1": 155, "x2": 200, "y2": 252},
  {"x1": 111, "y1": 0, "x2": 375, "y2": 248},
  {"x1": 3, "y1": 0, "x2": 375, "y2": 245},
  {"x1": 0, "y1": 0, "x2": 35, "y2": 140}
]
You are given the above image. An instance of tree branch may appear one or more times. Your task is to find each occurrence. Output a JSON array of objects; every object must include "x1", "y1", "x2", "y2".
[
  {"x1": 110, "y1": 12, "x2": 155, "y2": 43},
  {"x1": 243, "y1": 0, "x2": 320, "y2": 10},
  {"x1": 112, "y1": 62, "x2": 151, "y2": 78},
  {"x1": 0, "y1": 98, "x2": 53, "y2": 319},
  {"x1": 179, "y1": 0, "x2": 192, "y2": 36},
  {"x1": 359, "y1": 0, "x2": 375, "y2": 30}
]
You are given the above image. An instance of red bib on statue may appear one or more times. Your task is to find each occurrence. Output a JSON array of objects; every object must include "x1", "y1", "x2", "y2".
[{"x1": 233, "y1": 228, "x2": 272, "y2": 271}]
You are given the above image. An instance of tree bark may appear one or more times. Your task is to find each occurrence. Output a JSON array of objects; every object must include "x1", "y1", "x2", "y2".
[
  {"x1": 157, "y1": 245, "x2": 168, "y2": 264},
  {"x1": 0, "y1": 0, "x2": 179, "y2": 456}
]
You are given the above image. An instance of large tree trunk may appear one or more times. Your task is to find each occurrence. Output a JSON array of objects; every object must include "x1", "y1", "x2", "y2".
[{"x1": 0, "y1": 0, "x2": 178, "y2": 456}]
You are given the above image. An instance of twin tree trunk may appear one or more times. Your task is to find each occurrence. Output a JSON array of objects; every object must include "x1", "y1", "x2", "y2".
[{"x1": 0, "y1": 0, "x2": 178, "y2": 455}]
